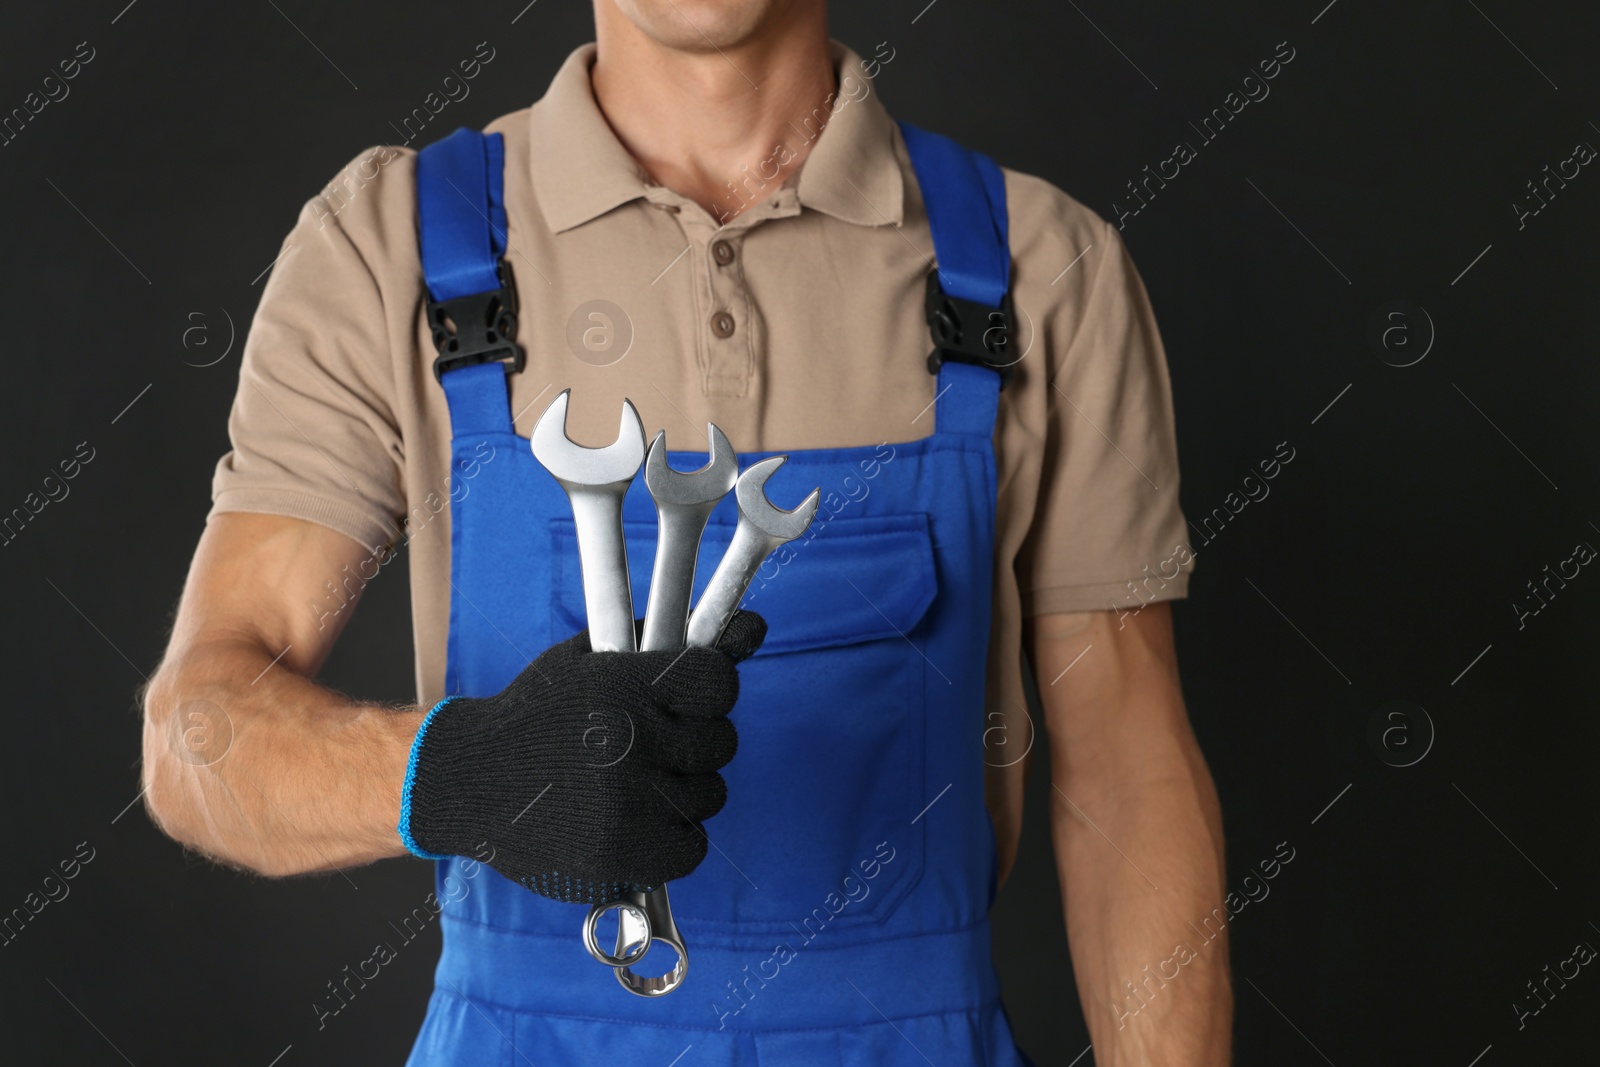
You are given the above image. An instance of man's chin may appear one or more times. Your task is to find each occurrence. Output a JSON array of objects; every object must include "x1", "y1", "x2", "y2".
[{"x1": 607, "y1": 0, "x2": 797, "y2": 53}]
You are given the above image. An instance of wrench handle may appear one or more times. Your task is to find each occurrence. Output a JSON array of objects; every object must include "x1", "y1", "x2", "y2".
[
  {"x1": 589, "y1": 506, "x2": 714, "y2": 996},
  {"x1": 641, "y1": 504, "x2": 713, "y2": 652},
  {"x1": 566, "y1": 487, "x2": 636, "y2": 653},
  {"x1": 685, "y1": 522, "x2": 781, "y2": 649}
]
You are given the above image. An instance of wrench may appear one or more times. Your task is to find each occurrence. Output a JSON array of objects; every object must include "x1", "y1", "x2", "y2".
[
  {"x1": 531, "y1": 390, "x2": 657, "y2": 974},
  {"x1": 584, "y1": 425, "x2": 739, "y2": 995},
  {"x1": 685, "y1": 456, "x2": 821, "y2": 648},
  {"x1": 641, "y1": 425, "x2": 739, "y2": 650},
  {"x1": 530, "y1": 390, "x2": 646, "y2": 655}
]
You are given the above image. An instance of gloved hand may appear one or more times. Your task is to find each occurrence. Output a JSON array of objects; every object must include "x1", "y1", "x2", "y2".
[{"x1": 398, "y1": 610, "x2": 766, "y2": 905}]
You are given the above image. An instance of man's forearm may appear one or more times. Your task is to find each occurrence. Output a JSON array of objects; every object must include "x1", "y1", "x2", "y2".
[
  {"x1": 1053, "y1": 697, "x2": 1232, "y2": 1065},
  {"x1": 141, "y1": 635, "x2": 424, "y2": 877}
]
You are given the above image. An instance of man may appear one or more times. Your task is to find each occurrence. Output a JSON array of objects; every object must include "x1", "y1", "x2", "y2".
[{"x1": 141, "y1": 1, "x2": 1232, "y2": 1062}]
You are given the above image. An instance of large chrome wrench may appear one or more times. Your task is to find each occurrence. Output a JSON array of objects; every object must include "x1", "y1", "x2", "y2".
[
  {"x1": 531, "y1": 391, "x2": 658, "y2": 975},
  {"x1": 685, "y1": 456, "x2": 821, "y2": 648},
  {"x1": 585, "y1": 425, "x2": 741, "y2": 997},
  {"x1": 530, "y1": 390, "x2": 646, "y2": 655}
]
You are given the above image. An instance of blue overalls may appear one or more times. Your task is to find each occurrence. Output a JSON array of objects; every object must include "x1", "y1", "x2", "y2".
[{"x1": 405, "y1": 119, "x2": 1037, "y2": 1066}]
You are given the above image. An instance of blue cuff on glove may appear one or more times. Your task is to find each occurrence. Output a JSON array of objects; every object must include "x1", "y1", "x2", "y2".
[{"x1": 398, "y1": 696, "x2": 459, "y2": 861}]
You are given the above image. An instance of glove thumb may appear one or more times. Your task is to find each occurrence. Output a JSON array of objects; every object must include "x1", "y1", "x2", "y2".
[{"x1": 715, "y1": 610, "x2": 767, "y2": 663}]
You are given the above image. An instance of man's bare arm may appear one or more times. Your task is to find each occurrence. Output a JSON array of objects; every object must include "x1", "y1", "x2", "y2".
[
  {"x1": 140, "y1": 512, "x2": 422, "y2": 877},
  {"x1": 1028, "y1": 602, "x2": 1232, "y2": 1066}
]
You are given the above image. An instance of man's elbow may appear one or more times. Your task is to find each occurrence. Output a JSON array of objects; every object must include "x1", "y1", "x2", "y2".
[
  {"x1": 140, "y1": 672, "x2": 194, "y2": 841},
  {"x1": 141, "y1": 763, "x2": 311, "y2": 879},
  {"x1": 138, "y1": 724, "x2": 234, "y2": 870},
  {"x1": 138, "y1": 679, "x2": 305, "y2": 880}
]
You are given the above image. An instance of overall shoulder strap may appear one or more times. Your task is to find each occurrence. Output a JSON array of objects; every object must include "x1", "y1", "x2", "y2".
[
  {"x1": 895, "y1": 120, "x2": 1013, "y2": 437},
  {"x1": 416, "y1": 126, "x2": 519, "y2": 435}
]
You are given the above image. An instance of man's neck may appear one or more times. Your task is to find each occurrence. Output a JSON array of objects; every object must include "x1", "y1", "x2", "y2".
[{"x1": 590, "y1": 5, "x2": 835, "y2": 225}]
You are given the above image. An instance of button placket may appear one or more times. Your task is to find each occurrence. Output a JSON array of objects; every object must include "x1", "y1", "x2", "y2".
[{"x1": 699, "y1": 228, "x2": 753, "y2": 396}]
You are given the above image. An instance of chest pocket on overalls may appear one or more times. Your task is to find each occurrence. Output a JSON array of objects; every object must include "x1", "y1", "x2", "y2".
[{"x1": 550, "y1": 503, "x2": 937, "y2": 945}]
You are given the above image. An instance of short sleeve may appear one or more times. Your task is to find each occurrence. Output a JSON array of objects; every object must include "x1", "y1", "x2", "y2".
[
  {"x1": 208, "y1": 146, "x2": 409, "y2": 554},
  {"x1": 1018, "y1": 215, "x2": 1194, "y2": 615}
]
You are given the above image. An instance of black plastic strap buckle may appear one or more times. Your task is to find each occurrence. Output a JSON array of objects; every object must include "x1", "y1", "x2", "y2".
[
  {"x1": 923, "y1": 269, "x2": 1016, "y2": 387},
  {"x1": 428, "y1": 260, "x2": 523, "y2": 382}
]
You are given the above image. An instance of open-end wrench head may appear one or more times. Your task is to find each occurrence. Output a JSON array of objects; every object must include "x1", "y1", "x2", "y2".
[
  {"x1": 644, "y1": 424, "x2": 739, "y2": 507},
  {"x1": 734, "y1": 456, "x2": 821, "y2": 540},
  {"x1": 531, "y1": 389, "x2": 647, "y2": 487}
]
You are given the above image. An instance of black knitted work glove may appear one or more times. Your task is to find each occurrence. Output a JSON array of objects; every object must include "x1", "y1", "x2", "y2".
[{"x1": 399, "y1": 610, "x2": 766, "y2": 905}]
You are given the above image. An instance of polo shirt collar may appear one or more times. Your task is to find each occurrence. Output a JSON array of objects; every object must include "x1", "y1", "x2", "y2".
[{"x1": 527, "y1": 38, "x2": 904, "y2": 233}]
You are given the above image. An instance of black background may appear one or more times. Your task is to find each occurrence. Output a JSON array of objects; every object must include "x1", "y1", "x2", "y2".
[{"x1": 3, "y1": 1, "x2": 1598, "y2": 1064}]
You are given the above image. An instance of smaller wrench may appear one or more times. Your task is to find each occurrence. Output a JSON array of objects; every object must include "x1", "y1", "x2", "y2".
[{"x1": 685, "y1": 456, "x2": 821, "y2": 648}]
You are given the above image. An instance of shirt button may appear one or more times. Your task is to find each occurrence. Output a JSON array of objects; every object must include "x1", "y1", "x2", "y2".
[
  {"x1": 711, "y1": 239, "x2": 735, "y2": 266},
  {"x1": 711, "y1": 311, "x2": 736, "y2": 338},
  {"x1": 653, "y1": 201, "x2": 681, "y2": 213}
]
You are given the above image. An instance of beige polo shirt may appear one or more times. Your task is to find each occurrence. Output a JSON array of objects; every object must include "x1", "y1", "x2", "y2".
[{"x1": 209, "y1": 38, "x2": 1195, "y2": 887}]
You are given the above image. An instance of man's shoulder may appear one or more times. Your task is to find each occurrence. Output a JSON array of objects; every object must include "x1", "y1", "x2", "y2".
[
  {"x1": 891, "y1": 121, "x2": 1110, "y2": 276},
  {"x1": 988, "y1": 161, "x2": 1116, "y2": 294},
  {"x1": 483, "y1": 105, "x2": 532, "y2": 147},
  {"x1": 306, "y1": 105, "x2": 532, "y2": 237},
  {"x1": 999, "y1": 164, "x2": 1105, "y2": 233},
  {"x1": 297, "y1": 141, "x2": 419, "y2": 258}
]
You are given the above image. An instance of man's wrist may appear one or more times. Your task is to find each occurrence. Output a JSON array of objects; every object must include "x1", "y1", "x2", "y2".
[{"x1": 397, "y1": 696, "x2": 463, "y2": 860}]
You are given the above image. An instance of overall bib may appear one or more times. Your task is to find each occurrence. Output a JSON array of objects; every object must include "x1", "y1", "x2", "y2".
[{"x1": 405, "y1": 121, "x2": 1036, "y2": 1066}]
